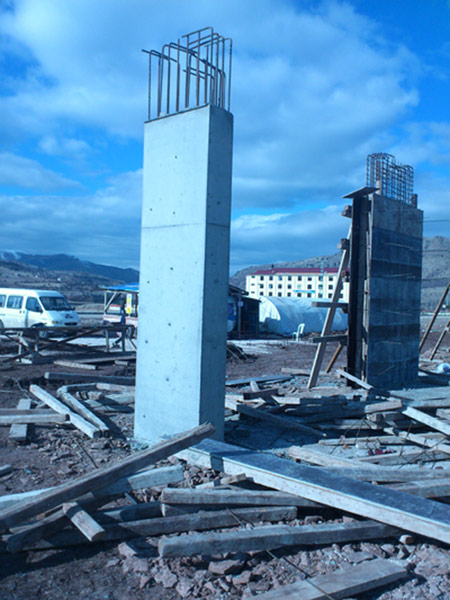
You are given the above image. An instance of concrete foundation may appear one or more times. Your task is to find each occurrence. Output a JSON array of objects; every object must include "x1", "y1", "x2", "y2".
[{"x1": 134, "y1": 105, "x2": 233, "y2": 444}]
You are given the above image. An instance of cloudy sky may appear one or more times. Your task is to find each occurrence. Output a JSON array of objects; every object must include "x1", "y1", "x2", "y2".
[{"x1": 1, "y1": 0, "x2": 450, "y2": 275}]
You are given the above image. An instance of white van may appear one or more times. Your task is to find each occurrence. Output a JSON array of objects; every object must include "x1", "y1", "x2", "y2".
[{"x1": 0, "y1": 288, "x2": 80, "y2": 329}]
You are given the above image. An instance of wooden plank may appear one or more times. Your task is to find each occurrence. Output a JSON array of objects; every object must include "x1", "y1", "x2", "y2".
[
  {"x1": 242, "y1": 388, "x2": 280, "y2": 400},
  {"x1": 0, "y1": 465, "x2": 184, "y2": 511},
  {"x1": 178, "y1": 438, "x2": 450, "y2": 544},
  {"x1": 288, "y1": 447, "x2": 445, "y2": 482},
  {"x1": 383, "y1": 427, "x2": 450, "y2": 456},
  {"x1": 8, "y1": 398, "x2": 31, "y2": 442},
  {"x1": 254, "y1": 557, "x2": 407, "y2": 600},
  {"x1": 419, "y1": 282, "x2": 450, "y2": 351},
  {"x1": 225, "y1": 400, "x2": 324, "y2": 438},
  {"x1": 54, "y1": 360, "x2": 97, "y2": 371},
  {"x1": 0, "y1": 414, "x2": 67, "y2": 426},
  {"x1": 161, "y1": 488, "x2": 319, "y2": 507},
  {"x1": 45, "y1": 372, "x2": 135, "y2": 385},
  {"x1": 308, "y1": 227, "x2": 350, "y2": 389},
  {"x1": 158, "y1": 520, "x2": 397, "y2": 558},
  {"x1": 62, "y1": 502, "x2": 106, "y2": 542},
  {"x1": 335, "y1": 368, "x2": 374, "y2": 390},
  {"x1": 402, "y1": 405, "x2": 450, "y2": 437},
  {"x1": 311, "y1": 335, "x2": 347, "y2": 345},
  {"x1": 358, "y1": 447, "x2": 447, "y2": 465},
  {"x1": 226, "y1": 375, "x2": 291, "y2": 386},
  {"x1": 0, "y1": 465, "x2": 13, "y2": 478},
  {"x1": 29, "y1": 385, "x2": 100, "y2": 438},
  {"x1": 389, "y1": 478, "x2": 450, "y2": 499},
  {"x1": 56, "y1": 390, "x2": 109, "y2": 434},
  {"x1": 312, "y1": 301, "x2": 348, "y2": 309},
  {"x1": 6, "y1": 507, "x2": 297, "y2": 551},
  {"x1": 0, "y1": 422, "x2": 214, "y2": 534},
  {"x1": 195, "y1": 473, "x2": 248, "y2": 489}
]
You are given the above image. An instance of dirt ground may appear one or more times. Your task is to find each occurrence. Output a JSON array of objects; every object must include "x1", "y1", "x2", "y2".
[{"x1": 0, "y1": 327, "x2": 449, "y2": 599}]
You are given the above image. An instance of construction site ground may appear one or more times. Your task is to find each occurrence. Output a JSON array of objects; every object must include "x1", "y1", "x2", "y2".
[{"x1": 0, "y1": 324, "x2": 449, "y2": 600}]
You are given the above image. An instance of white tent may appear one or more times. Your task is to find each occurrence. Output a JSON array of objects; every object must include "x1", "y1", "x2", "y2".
[{"x1": 259, "y1": 296, "x2": 347, "y2": 336}]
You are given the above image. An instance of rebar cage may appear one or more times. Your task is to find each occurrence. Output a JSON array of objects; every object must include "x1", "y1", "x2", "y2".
[
  {"x1": 366, "y1": 153, "x2": 415, "y2": 206},
  {"x1": 143, "y1": 27, "x2": 232, "y2": 121}
]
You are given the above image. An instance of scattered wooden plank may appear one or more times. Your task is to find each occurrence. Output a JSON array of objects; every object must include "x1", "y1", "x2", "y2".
[
  {"x1": 226, "y1": 375, "x2": 291, "y2": 386},
  {"x1": 94, "y1": 501, "x2": 161, "y2": 523},
  {"x1": 54, "y1": 360, "x2": 97, "y2": 371},
  {"x1": 383, "y1": 427, "x2": 450, "y2": 456},
  {"x1": 288, "y1": 446, "x2": 444, "y2": 482},
  {"x1": 158, "y1": 519, "x2": 397, "y2": 558},
  {"x1": 29, "y1": 385, "x2": 100, "y2": 438},
  {"x1": 358, "y1": 447, "x2": 447, "y2": 465},
  {"x1": 195, "y1": 473, "x2": 248, "y2": 489},
  {"x1": 242, "y1": 388, "x2": 280, "y2": 400},
  {"x1": 402, "y1": 405, "x2": 450, "y2": 437},
  {"x1": 254, "y1": 557, "x2": 407, "y2": 600},
  {"x1": 62, "y1": 502, "x2": 106, "y2": 542},
  {"x1": 161, "y1": 488, "x2": 319, "y2": 507},
  {"x1": 389, "y1": 478, "x2": 450, "y2": 499},
  {"x1": 6, "y1": 507, "x2": 297, "y2": 551},
  {"x1": 225, "y1": 399, "x2": 324, "y2": 438},
  {"x1": 311, "y1": 335, "x2": 347, "y2": 344},
  {"x1": 0, "y1": 422, "x2": 214, "y2": 534},
  {"x1": 9, "y1": 398, "x2": 31, "y2": 442},
  {"x1": 0, "y1": 465, "x2": 13, "y2": 478},
  {"x1": 7, "y1": 508, "x2": 69, "y2": 552},
  {"x1": 335, "y1": 368, "x2": 374, "y2": 391},
  {"x1": 0, "y1": 413, "x2": 67, "y2": 426},
  {"x1": 0, "y1": 465, "x2": 184, "y2": 511},
  {"x1": 178, "y1": 438, "x2": 450, "y2": 544},
  {"x1": 45, "y1": 372, "x2": 135, "y2": 385},
  {"x1": 56, "y1": 389, "x2": 109, "y2": 434}
]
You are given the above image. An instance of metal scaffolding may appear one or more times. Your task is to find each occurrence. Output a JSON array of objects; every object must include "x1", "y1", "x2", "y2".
[
  {"x1": 366, "y1": 153, "x2": 415, "y2": 206},
  {"x1": 143, "y1": 27, "x2": 232, "y2": 121}
]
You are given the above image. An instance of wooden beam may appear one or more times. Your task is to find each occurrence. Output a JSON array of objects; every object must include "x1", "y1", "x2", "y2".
[
  {"x1": 56, "y1": 389, "x2": 109, "y2": 434},
  {"x1": 54, "y1": 360, "x2": 97, "y2": 371},
  {"x1": 225, "y1": 400, "x2": 324, "y2": 438},
  {"x1": 311, "y1": 335, "x2": 347, "y2": 344},
  {"x1": 6, "y1": 507, "x2": 297, "y2": 551},
  {"x1": 0, "y1": 465, "x2": 183, "y2": 511},
  {"x1": 254, "y1": 558, "x2": 406, "y2": 600},
  {"x1": 29, "y1": 385, "x2": 100, "y2": 438},
  {"x1": 158, "y1": 520, "x2": 397, "y2": 557},
  {"x1": 312, "y1": 301, "x2": 348, "y2": 309},
  {"x1": 62, "y1": 502, "x2": 106, "y2": 542},
  {"x1": 8, "y1": 398, "x2": 31, "y2": 443},
  {"x1": 0, "y1": 465, "x2": 13, "y2": 478},
  {"x1": 308, "y1": 225, "x2": 351, "y2": 389},
  {"x1": 0, "y1": 422, "x2": 214, "y2": 534},
  {"x1": 402, "y1": 405, "x2": 450, "y2": 437},
  {"x1": 0, "y1": 413, "x2": 67, "y2": 426},
  {"x1": 177, "y1": 438, "x2": 450, "y2": 544},
  {"x1": 160, "y1": 488, "x2": 318, "y2": 507},
  {"x1": 419, "y1": 282, "x2": 450, "y2": 351},
  {"x1": 45, "y1": 372, "x2": 135, "y2": 385}
]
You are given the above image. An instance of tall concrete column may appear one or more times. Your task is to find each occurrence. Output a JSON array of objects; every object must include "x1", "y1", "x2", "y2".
[{"x1": 134, "y1": 104, "x2": 233, "y2": 443}]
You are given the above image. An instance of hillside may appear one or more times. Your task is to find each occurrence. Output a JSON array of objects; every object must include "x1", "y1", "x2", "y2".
[
  {"x1": 0, "y1": 253, "x2": 139, "y2": 305},
  {"x1": 231, "y1": 236, "x2": 450, "y2": 311}
]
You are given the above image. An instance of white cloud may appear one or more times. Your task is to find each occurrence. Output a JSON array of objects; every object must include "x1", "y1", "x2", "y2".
[
  {"x1": 0, "y1": 151, "x2": 81, "y2": 190},
  {"x1": 0, "y1": 168, "x2": 142, "y2": 267},
  {"x1": 38, "y1": 135, "x2": 91, "y2": 157}
]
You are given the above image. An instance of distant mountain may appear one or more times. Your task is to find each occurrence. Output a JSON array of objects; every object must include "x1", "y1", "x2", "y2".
[
  {"x1": 0, "y1": 251, "x2": 139, "y2": 284},
  {"x1": 231, "y1": 236, "x2": 450, "y2": 310}
]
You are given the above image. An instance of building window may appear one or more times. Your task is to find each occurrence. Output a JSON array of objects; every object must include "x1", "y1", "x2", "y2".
[
  {"x1": 287, "y1": 292, "x2": 291, "y2": 297},
  {"x1": 268, "y1": 292, "x2": 273, "y2": 296},
  {"x1": 287, "y1": 284, "x2": 292, "y2": 289},
  {"x1": 319, "y1": 276, "x2": 323, "y2": 281},
  {"x1": 260, "y1": 276, "x2": 264, "y2": 281},
  {"x1": 328, "y1": 293, "x2": 333, "y2": 298},
  {"x1": 307, "y1": 293, "x2": 312, "y2": 298},
  {"x1": 287, "y1": 276, "x2": 292, "y2": 281},
  {"x1": 269, "y1": 276, "x2": 273, "y2": 280},
  {"x1": 259, "y1": 284, "x2": 264, "y2": 288},
  {"x1": 268, "y1": 284, "x2": 273, "y2": 289},
  {"x1": 278, "y1": 292, "x2": 282, "y2": 297},
  {"x1": 340, "y1": 292, "x2": 344, "y2": 298},
  {"x1": 260, "y1": 292, "x2": 264, "y2": 296},
  {"x1": 307, "y1": 284, "x2": 312, "y2": 290},
  {"x1": 297, "y1": 293, "x2": 301, "y2": 297},
  {"x1": 278, "y1": 276, "x2": 283, "y2": 280},
  {"x1": 318, "y1": 293, "x2": 323, "y2": 298},
  {"x1": 307, "y1": 277, "x2": 312, "y2": 281},
  {"x1": 328, "y1": 284, "x2": 333, "y2": 290},
  {"x1": 278, "y1": 284, "x2": 282, "y2": 289},
  {"x1": 251, "y1": 275, "x2": 255, "y2": 278}
]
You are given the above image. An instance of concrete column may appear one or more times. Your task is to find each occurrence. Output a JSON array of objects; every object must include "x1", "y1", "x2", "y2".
[{"x1": 134, "y1": 105, "x2": 233, "y2": 443}]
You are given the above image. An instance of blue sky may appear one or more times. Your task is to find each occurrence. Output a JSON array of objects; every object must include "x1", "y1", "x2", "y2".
[{"x1": 1, "y1": 0, "x2": 449, "y2": 274}]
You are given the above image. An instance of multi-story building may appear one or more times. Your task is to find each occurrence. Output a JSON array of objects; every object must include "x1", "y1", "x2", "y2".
[{"x1": 245, "y1": 268, "x2": 349, "y2": 302}]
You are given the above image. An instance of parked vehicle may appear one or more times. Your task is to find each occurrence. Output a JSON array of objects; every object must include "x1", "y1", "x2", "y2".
[{"x1": 0, "y1": 288, "x2": 80, "y2": 329}]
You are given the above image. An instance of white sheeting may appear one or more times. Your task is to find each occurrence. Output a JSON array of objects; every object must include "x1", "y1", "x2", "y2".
[{"x1": 259, "y1": 296, "x2": 347, "y2": 336}]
